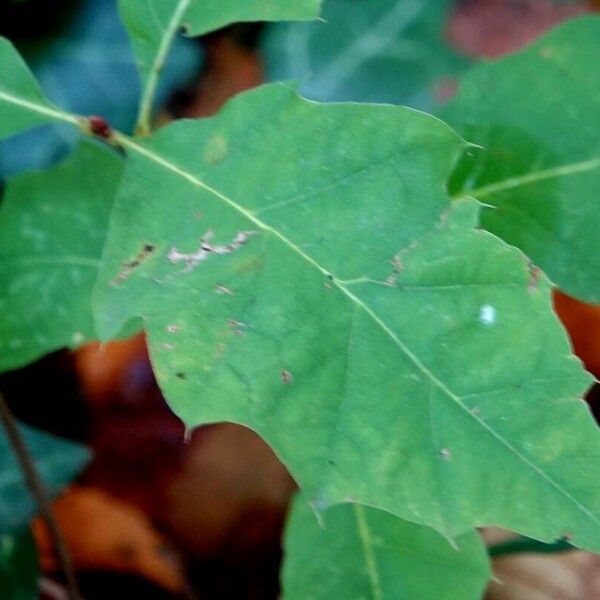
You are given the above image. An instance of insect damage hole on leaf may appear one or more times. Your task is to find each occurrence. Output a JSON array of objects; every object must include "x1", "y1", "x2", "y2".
[
  {"x1": 111, "y1": 243, "x2": 156, "y2": 285},
  {"x1": 227, "y1": 319, "x2": 246, "y2": 336},
  {"x1": 214, "y1": 283, "x2": 234, "y2": 295},
  {"x1": 384, "y1": 256, "x2": 404, "y2": 287},
  {"x1": 168, "y1": 229, "x2": 258, "y2": 271}
]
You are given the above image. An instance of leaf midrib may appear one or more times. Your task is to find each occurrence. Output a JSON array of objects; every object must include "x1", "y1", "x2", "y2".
[
  {"x1": 452, "y1": 156, "x2": 600, "y2": 201},
  {"x1": 0, "y1": 90, "x2": 78, "y2": 126},
  {"x1": 354, "y1": 504, "x2": 383, "y2": 600},
  {"x1": 117, "y1": 133, "x2": 600, "y2": 533}
]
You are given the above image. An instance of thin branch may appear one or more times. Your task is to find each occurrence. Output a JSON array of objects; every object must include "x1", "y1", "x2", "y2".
[
  {"x1": 0, "y1": 391, "x2": 81, "y2": 600},
  {"x1": 135, "y1": 0, "x2": 192, "y2": 137},
  {"x1": 0, "y1": 90, "x2": 82, "y2": 128}
]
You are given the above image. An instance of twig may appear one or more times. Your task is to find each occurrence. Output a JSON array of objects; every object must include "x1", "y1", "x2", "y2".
[
  {"x1": 135, "y1": 0, "x2": 192, "y2": 136},
  {"x1": 0, "y1": 391, "x2": 81, "y2": 600}
]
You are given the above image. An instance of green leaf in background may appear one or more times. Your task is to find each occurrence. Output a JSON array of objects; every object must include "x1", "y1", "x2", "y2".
[
  {"x1": 0, "y1": 423, "x2": 90, "y2": 533},
  {"x1": 0, "y1": 422, "x2": 88, "y2": 597},
  {"x1": 0, "y1": 37, "x2": 78, "y2": 139},
  {"x1": 94, "y1": 84, "x2": 599, "y2": 550},
  {"x1": 0, "y1": 142, "x2": 123, "y2": 372},
  {"x1": 1, "y1": 0, "x2": 202, "y2": 179},
  {"x1": 119, "y1": 0, "x2": 322, "y2": 132},
  {"x1": 263, "y1": 0, "x2": 470, "y2": 111},
  {"x1": 442, "y1": 15, "x2": 600, "y2": 303},
  {"x1": 283, "y1": 497, "x2": 490, "y2": 600},
  {"x1": 0, "y1": 527, "x2": 38, "y2": 600},
  {"x1": 183, "y1": 0, "x2": 322, "y2": 36}
]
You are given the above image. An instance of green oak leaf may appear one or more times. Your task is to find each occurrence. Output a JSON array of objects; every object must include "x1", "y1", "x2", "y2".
[
  {"x1": 119, "y1": 0, "x2": 321, "y2": 131},
  {"x1": 0, "y1": 142, "x2": 123, "y2": 372},
  {"x1": 94, "y1": 84, "x2": 598, "y2": 548},
  {"x1": 0, "y1": 527, "x2": 38, "y2": 600},
  {"x1": 263, "y1": 0, "x2": 471, "y2": 112},
  {"x1": 442, "y1": 15, "x2": 600, "y2": 303},
  {"x1": 0, "y1": 37, "x2": 78, "y2": 140},
  {"x1": 283, "y1": 496, "x2": 491, "y2": 600},
  {"x1": 182, "y1": 0, "x2": 322, "y2": 36},
  {"x1": 0, "y1": 423, "x2": 90, "y2": 533}
]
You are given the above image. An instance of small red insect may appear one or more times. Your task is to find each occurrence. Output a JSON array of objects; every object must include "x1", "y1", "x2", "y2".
[{"x1": 88, "y1": 115, "x2": 112, "y2": 139}]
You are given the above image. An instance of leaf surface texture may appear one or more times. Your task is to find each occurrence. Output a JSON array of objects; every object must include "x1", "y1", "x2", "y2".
[{"x1": 94, "y1": 84, "x2": 598, "y2": 548}]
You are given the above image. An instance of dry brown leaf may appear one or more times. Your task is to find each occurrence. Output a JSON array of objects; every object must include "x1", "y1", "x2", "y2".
[
  {"x1": 448, "y1": 0, "x2": 590, "y2": 58},
  {"x1": 32, "y1": 485, "x2": 185, "y2": 593}
]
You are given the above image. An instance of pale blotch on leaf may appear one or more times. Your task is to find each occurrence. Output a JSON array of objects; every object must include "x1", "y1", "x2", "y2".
[
  {"x1": 71, "y1": 331, "x2": 84, "y2": 345},
  {"x1": 203, "y1": 133, "x2": 228, "y2": 165},
  {"x1": 479, "y1": 304, "x2": 496, "y2": 326}
]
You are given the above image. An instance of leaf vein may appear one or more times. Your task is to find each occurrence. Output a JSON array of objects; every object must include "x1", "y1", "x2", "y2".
[
  {"x1": 0, "y1": 90, "x2": 79, "y2": 126},
  {"x1": 354, "y1": 504, "x2": 383, "y2": 600},
  {"x1": 455, "y1": 157, "x2": 600, "y2": 201}
]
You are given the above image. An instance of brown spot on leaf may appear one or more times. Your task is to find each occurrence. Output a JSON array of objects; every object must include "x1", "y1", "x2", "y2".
[
  {"x1": 227, "y1": 319, "x2": 246, "y2": 336},
  {"x1": 281, "y1": 370, "x2": 293, "y2": 384},
  {"x1": 528, "y1": 264, "x2": 542, "y2": 292}
]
